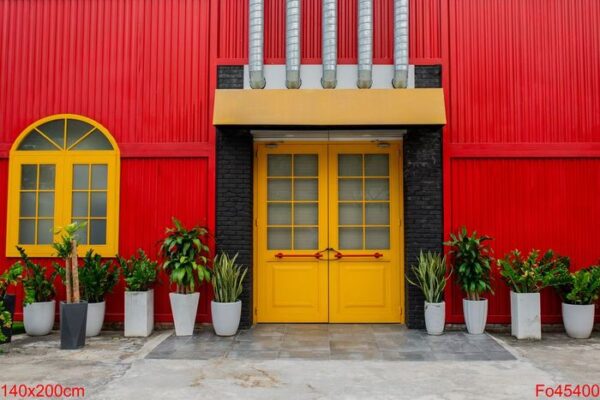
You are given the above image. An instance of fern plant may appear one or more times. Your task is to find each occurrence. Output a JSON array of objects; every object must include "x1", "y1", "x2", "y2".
[
  {"x1": 444, "y1": 227, "x2": 494, "y2": 301},
  {"x1": 13, "y1": 246, "x2": 58, "y2": 305},
  {"x1": 160, "y1": 218, "x2": 211, "y2": 294},
  {"x1": 118, "y1": 249, "x2": 159, "y2": 292},
  {"x1": 211, "y1": 252, "x2": 247, "y2": 303},
  {"x1": 406, "y1": 251, "x2": 451, "y2": 303},
  {"x1": 497, "y1": 249, "x2": 570, "y2": 293}
]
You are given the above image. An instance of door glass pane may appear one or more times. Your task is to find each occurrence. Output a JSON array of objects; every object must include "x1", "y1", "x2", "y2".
[
  {"x1": 366, "y1": 227, "x2": 390, "y2": 249},
  {"x1": 339, "y1": 203, "x2": 363, "y2": 225},
  {"x1": 294, "y1": 228, "x2": 318, "y2": 249},
  {"x1": 71, "y1": 130, "x2": 113, "y2": 150},
  {"x1": 366, "y1": 203, "x2": 389, "y2": 225},
  {"x1": 338, "y1": 155, "x2": 362, "y2": 176},
  {"x1": 90, "y1": 219, "x2": 107, "y2": 244},
  {"x1": 37, "y1": 219, "x2": 54, "y2": 244},
  {"x1": 268, "y1": 227, "x2": 291, "y2": 250},
  {"x1": 38, "y1": 192, "x2": 54, "y2": 217},
  {"x1": 20, "y1": 192, "x2": 36, "y2": 217},
  {"x1": 19, "y1": 219, "x2": 35, "y2": 244},
  {"x1": 294, "y1": 203, "x2": 318, "y2": 225},
  {"x1": 294, "y1": 179, "x2": 317, "y2": 201},
  {"x1": 39, "y1": 165, "x2": 56, "y2": 190},
  {"x1": 73, "y1": 165, "x2": 89, "y2": 190},
  {"x1": 268, "y1": 155, "x2": 292, "y2": 176},
  {"x1": 339, "y1": 179, "x2": 362, "y2": 201},
  {"x1": 268, "y1": 203, "x2": 291, "y2": 225},
  {"x1": 91, "y1": 165, "x2": 108, "y2": 190},
  {"x1": 37, "y1": 119, "x2": 65, "y2": 148},
  {"x1": 339, "y1": 227, "x2": 363, "y2": 250},
  {"x1": 72, "y1": 192, "x2": 89, "y2": 217},
  {"x1": 294, "y1": 155, "x2": 318, "y2": 176},
  {"x1": 268, "y1": 179, "x2": 291, "y2": 201},
  {"x1": 90, "y1": 192, "x2": 107, "y2": 217},
  {"x1": 72, "y1": 219, "x2": 88, "y2": 244},
  {"x1": 21, "y1": 165, "x2": 37, "y2": 189},
  {"x1": 365, "y1": 154, "x2": 389, "y2": 176},
  {"x1": 18, "y1": 130, "x2": 57, "y2": 150},
  {"x1": 365, "y1": 179, "x2": 389, "y2": 200},
  {"x1": 67, "y1": 119, "x2": 94, "y2": 148}
]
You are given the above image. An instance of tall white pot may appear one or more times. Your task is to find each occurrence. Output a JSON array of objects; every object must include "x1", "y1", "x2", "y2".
[
  {"x1": 23, "y1": 300, "x2": 56, "y2": 336},
  {"x1": 211, "y1": 300, "x2": 242, "y2": 336},
  {"x1": 125, "y1": 290, "x2": 154, "y2": 337},
  {"x1": 169, "y1": 292, "x2": 200, "y2": 336},
  {"x1": 463, "y1": 298, "x2": 488, "y2": 334},
  {"x1": 86, "y1": 301, "x2": 106, "y2": 337},
  {"x1": 510, "y1": 291, "x2": 541, "y2": 339},
  {"x1": 424, "y1": 301, "x2": 445, "y2": 335},
  {"x1": 562, "y1": 303, "x2": 595, "y2": 339}
]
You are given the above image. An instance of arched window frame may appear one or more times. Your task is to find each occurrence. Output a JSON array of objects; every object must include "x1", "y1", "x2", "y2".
[{"x1": 6, "y1": 114, "x2": 120, "y2": 257}]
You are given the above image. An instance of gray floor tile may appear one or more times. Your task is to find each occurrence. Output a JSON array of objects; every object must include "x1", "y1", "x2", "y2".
[
  {"x1": 278, "y1": 350, "x2": 331, "y2": 360},
  {"x1": 232, "y1": 339, "x2": 283, "y2": 351},
  {"x1": 330, "y1": 350, "x2": 384, "y2": 360},
  {"x1": 380, "y1": 351, "x2": 435, "y2": 361},
  {"x1": 331, "y1": 340, "x2": 378, "y2": 352},
  {"x1": 227, "y1": 350, "x2": 279, "y2": 360}
]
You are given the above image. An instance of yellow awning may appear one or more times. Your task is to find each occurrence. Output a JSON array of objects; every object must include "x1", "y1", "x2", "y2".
[{"x1": 213, "y1": 88, "x2": 446, "y2": 126}]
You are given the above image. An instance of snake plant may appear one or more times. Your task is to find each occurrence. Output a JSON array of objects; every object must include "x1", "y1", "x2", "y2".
[
  {"x1": 407, "y1": 251, "x2": 451, "y2": 303},
  {"x1": 211, "y1": 252, "x2": 247, "y2": 303}
]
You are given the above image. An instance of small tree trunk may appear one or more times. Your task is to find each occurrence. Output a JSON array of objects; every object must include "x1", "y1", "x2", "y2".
[
  {"x1": 71, "y1": 239, "x2": 80, "y2": 303},
  {"x1": 65, "y1": 257, "x2": 72, "y2": 304}
]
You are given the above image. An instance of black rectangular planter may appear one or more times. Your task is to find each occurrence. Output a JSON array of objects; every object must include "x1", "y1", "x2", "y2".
[
  {"x1": 1, "y1": 294, "x2": 16, "y2": 344},
  {"x1": 60, "y1": 301, "x2": 88, "y2": 350}
]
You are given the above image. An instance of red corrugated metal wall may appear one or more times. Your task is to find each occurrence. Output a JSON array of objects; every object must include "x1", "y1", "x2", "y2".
[{"x1": 0, "y1": 0, "x2": 216, "y2": 323}]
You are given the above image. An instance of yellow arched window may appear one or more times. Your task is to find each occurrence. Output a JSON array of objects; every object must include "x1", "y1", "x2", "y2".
[{"x1": 6, "y1": 114, "x2": 120, "y2": 257}]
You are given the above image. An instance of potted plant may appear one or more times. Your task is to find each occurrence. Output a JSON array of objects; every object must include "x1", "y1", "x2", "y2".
[
  {"x1": 52, "y1": 222, "x2": 87, "y2": 349},
  {"x1": 118, "y1": 249, "x2": 159, "y2": 337},
  {"x1": 78, "y1": 250, "x2": 119, "y2": 337},
  {"x1": 406, "y1": 251, "x2": 451, "y2": 335},
  {"x1": 13, "y1": 247, "x2": 58, "y2": 336},
  {"x1": 211, "y1": 252, "x2": 248, "y2": 336},
  {"x1": 160, "y1": 218, "x2": 210, "y2": 336},
  {"x1": 0, "y1": 264, "x2": 22, "y2": 344},
  {"x1": 549, "y1": 264, "x2": 600, "y2": 339},
  {"x1": 498, "y1": 249, "x2": 569, "y2": 339},
  {"x1": 445, "y1": 227, "x2": 494, "y2": 335}
]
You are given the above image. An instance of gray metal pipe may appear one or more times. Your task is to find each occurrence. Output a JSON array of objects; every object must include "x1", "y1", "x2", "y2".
[
  {"x1": 392, "y1": 0, "x2": 409, "y2": 88},
  {"x1": 286, "y1": 0, "x2": 302, "y2": 89},
  {"x1": 321, "y1": 0, "x2": 337, "y2": 89},
  {"x1": 357, "y1": 0, "x2": 373, "y2": 89},
  {"x1": 249, "y1": 0, "x2": 266, "y2": 89}
]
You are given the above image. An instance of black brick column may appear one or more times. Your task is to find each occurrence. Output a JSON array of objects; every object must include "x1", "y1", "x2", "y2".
[
  {"x1": 404, "y1": 65, "x2": 443, "y2": 329},
  {"x1": 215, "y1": 65, "x2": 254, "y2": 328}
]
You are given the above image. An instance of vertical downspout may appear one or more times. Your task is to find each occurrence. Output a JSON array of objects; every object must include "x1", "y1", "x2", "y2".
[
  {"x1": 392, "y1": 0, "x2": 409, "y2": 88},
  {"x1": 357, "y1": 0, "x2": 373, "y2": 89},
  {"x1": 249, "y1": 0, "x2": 266, "y2": 89},
  {"x1": 286, "y1": 0, "x2": 302, "y2": 89},
  {"x1": 321, "y1": 0, "x2": 337, "y2": 89}
]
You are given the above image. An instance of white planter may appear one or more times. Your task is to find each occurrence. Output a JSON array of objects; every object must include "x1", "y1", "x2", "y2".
[
  {"x1": 463, "y1": 298, "x2": 488, "y2": 334},
  {"x1": 211, "y1": 300, "x2": 242, "y2": 336},
  {"x1": 169, "y1": 292, "x2": 200, "y2": 336},
  {"x1": 510, "y1": 291, "x2": 541, "y2": 339},
  {"x1": 562, "y1": 303, "x2": 595, "y2": 339},
  {"x1": 125, "y1": 290, "x2": 154, "y2": 337},
  {"x1": 23, "y1": 300, "x2": 56, "y2": 336},
  {"x1": 424, "y1": 301, "x2": 445, "y2": 335},
  {"x1": 85, "y1": 301, "x2": 106, "y2": 337}
]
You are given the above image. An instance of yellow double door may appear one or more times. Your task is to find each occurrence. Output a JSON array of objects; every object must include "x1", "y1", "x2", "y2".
[{"x1": 256, "y1": 142, "x2": 403, "y2": 323}]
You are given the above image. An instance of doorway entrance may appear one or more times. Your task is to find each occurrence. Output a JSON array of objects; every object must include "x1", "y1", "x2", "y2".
[{"x1": 255, "y1": 142, "x2": 403, "y2": 323}]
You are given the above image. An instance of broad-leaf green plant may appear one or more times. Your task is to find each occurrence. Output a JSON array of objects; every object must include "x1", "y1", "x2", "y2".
[
  {"x1": 0, "y1": 264, "x2": 21, "y2": 343},
  {"x1": 79, "y1": 250, "x2": 120, "y2": 303},
  {"x1": 160, "y1": 218, "x2": 211, "y2": 294},
  {"x1": 497, "y1": 249, "x2": 570, "y2": 293},
  {"x1": 52, "y1": 222, "x2": 86, "y2": 303},
  {"x1": 13, "y1": 246, "x2": 58, "y2": 305},
  {"x1": 118, "y1": 249, "x2": 159, "y2": 292},
  {"x1": 406, "y1": 251, "x2": 451, "y2": 303},
  {"x1": 444, "y1": 227, "x2": 494, "y2": 301},
  {"x1": 211, "y1": 252, "x2": 248, "y2": 303},
  {"x1": 549, "y1": 265, "x2": 600, "y2": 305},
  {"x1": 0, "y1": 304, "x2": 11, "y2": 343}
]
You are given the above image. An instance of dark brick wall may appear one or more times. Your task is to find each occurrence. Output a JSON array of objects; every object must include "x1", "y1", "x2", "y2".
[
  {"x1": 403, "y1": 65, "x2": 444, "y2": 329},
  {"x1": 216, "y1": 128, "x2": 254, "y2": 328},
  {"x1": 217, "y1": 65, "x2": 244, "y2": 89}
]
